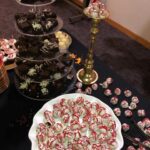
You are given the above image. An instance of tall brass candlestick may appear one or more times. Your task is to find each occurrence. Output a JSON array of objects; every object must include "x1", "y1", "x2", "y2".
[{"x1": 77, "y1": 17, "x2": 100, "y2": 85}]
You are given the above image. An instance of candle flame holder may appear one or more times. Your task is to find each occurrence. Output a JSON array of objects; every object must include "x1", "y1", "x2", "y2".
[{"x1": 77, "y1": 1, "x2": 109, "y2": 85}]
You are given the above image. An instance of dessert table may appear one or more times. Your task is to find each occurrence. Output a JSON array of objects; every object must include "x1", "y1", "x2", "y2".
[{"x1": 0, "y1": 31, "x2": 150, "y2": 150}]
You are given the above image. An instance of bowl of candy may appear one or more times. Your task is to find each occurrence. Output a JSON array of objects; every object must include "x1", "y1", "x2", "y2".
[{"x1": 28, "y1": 93, "x2": 124, "y2": 150}]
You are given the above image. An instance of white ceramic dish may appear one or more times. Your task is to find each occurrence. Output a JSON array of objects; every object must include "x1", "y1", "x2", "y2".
[{"x1": 28, "y1": 93, "x2": 124, "y2": 150}]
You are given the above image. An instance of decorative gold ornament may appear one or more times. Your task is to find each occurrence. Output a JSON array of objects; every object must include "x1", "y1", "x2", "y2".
[{"x1": 76, "y1": 0, "x2": 109, "y2": 85}]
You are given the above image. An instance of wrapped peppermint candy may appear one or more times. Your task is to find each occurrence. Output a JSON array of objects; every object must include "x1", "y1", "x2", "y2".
[
  {"x1": 85, "y1": 87, "x2": 92, "y2": 95},
  {"x1": 129, "y1": 102, "x2": 137, "y2": 110},
  {"x1": 144, "y1": 128, "x2": 150, "y2": 136},
  {"x1": 76, "y1": 82, "x2": 83, "y2": 89},
  {"x1": 137, "y1": 121, "x2": 145, "y2": 130},
  {"x1": 127, "y1": 146, "x2": 136, "y2": 150},
  {"x1": 114, "y1": 88, "x2": 121, "y2": 96},
  {"x1": 104, "y1": 89, "x2": 112, "y2": 96},
  {"x1": 99, "y1": 81, "x2": 108, "y2": 89},
  {"x1": 137, "y1": 146, "x2": 146, "y2": 150},
  {"x1": 106, "y1": 77, "x2": 113, "y2": 85},
  {"x1": 122, "y1": 123, "x2": 130, "y2": 132},
  {"x1": 137, "y1": 109, "x2": 146, "y2": 117},
  {"x1": 75, "y1": 88, "x2": 83, "y2": 93},
  {"x1": 113, "y1": 108, "x2": 121, "y2": 116},
  {"x1": 124, "y1": 110, "x2": 133, "y2": 117},
  {"x1": 110, "y1": 96, "x2": 118, "y2": 105},
  {"x1": 124, "y1": 90, "x2": 132, "y2": 97},
  {"x1": 120, "y1": 100, "x2": 129, "y2": 108},
  {"x1": 91, "y1": 83, "x2": 98, "y2": 90},
  {"x1": 143, "y1": 140, "x2": 150, "y2": 148},
  {"x1": 143, "y1": 118, "x2": 150, "y2": 128},
  {"x1": 133, "y1": 137, "x2": 140, "y2": 146},
  {"x1": 131, "y1": 96, "x2": 139, "y2": 104}
]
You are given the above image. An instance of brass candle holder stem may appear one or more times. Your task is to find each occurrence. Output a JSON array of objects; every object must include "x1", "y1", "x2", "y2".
[{"x1": 77, "y1": 18, "x2": 100, "y2": 85}]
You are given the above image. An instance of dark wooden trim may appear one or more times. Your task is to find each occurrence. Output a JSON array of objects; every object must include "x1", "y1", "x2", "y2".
[{"x1": 105, "y1": 18, "x2": 150, "y2": 49}]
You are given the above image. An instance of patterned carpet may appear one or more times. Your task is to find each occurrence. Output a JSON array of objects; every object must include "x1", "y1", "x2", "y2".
[{"x1": 0, "y1": 0, "x2": 150, "y2": 99}]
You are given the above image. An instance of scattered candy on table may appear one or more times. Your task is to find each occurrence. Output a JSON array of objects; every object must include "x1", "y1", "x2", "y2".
[
  {"x1": 131, "y1": 96, "x2": 139, "y2": 104},
  {"x1": 75, "y1": 88, "x2": 82, "y2": 93},
  {"x1": 76, "y1": 82, "x2": 83, "y2": 89},
  {"x1": 85, "y1": 87, "x2": 92, "y2": 95},
  {"x1": 114, "y1": 88, "x2": 121, "y2": 96},
  {"x1": 143, "y1": 118, "x2": 150, "y2": 128},
  {"x1": 124, "y1": 110, "x2": 133, "y2": 117},
  {"x1": 110, "y1": 96, "x2": 118, "y2": 105},
  {"x1": 91, "y1": 83, "x2": 98, "y2": 90},
  {"x1": 127, "y1": 145, "x2": 136, "y2": 150},
  {"x1": 143, "y1": 140, "x2": 150, "y2": 148},
  {"x1": 104, "y1": 89, "x2": 112, "y2": 96},
  {"x1": 122, "y1": 123, "x2": 130, "y2": 132},
  {"x1": 113, "y1": 108, "x2": 121, "y2": 116},
  {"x1": 99, "y1": 81, "x2": 108, "y2": 89},
  {"x1": 120, "y1": 100, "x2": 129, "y2": 108},
  {"x1": 106, "y1": 77, "x2": 113, "y2": 85},
  {"x1": 137, "y1": 109, "x2": 146, "y2": 117},
  {"x1": 133, "y1": 137, "x2": 141, "y2": 146},
  {"x1": 129, "y1": 102, "x2": 137, "y2": 110},
  {"x1": 124, "y1": 90, "x2": 132, "y2": 97}
]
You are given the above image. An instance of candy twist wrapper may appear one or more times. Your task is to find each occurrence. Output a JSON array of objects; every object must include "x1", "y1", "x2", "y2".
[
  {"x1": 0, "y1": 54, "x2": 9, "y2": 94},
  {"x1": 84, "y1": 0, "x2": 109, "y2": 19}
]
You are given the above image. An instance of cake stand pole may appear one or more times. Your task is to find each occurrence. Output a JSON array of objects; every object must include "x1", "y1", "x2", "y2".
[{"x1": 77, "y1": 17, "x2": 100, "y2": 85}]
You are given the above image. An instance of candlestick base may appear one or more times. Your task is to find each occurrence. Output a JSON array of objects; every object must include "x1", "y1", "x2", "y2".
[{"x1": 76, "y1": 68, "x2": 98, "y2": 85}]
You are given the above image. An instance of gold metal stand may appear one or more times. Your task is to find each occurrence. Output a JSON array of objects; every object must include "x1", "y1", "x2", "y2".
[{"x1": 77, "y1": 17, "x2": 100, "y2": 85}]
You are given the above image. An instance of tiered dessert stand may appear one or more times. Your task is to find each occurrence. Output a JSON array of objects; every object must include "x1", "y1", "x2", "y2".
[{"x1": 14, "y1": 0, "x2": 76, "y2": 101}]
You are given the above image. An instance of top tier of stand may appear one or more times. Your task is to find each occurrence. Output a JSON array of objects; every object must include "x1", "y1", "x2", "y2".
[
  {"x1": 16, "y1": 0, "x2": 55, "y2": 7},
  {"x1": 15, "y1": 16, "x2": 63, "y2": 37}
]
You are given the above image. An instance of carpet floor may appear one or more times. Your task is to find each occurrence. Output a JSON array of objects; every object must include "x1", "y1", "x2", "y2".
[{"x1": 0, "y1": 0, "x2": 150, "y2": 99}]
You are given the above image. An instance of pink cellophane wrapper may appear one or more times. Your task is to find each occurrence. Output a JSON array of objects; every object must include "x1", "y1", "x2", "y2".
[{"x1": 84, "y1": 0, "x2": 109, "y2": 19}]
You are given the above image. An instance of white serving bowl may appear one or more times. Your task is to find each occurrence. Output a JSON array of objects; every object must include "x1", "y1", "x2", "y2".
[{"x1": 28, "y1": 93, "x2": 124, "y2": 150}]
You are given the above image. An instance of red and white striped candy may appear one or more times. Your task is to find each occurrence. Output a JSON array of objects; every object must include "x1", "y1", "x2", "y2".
[
  {"x1": 75, "y1": 88, "x2": 82, "y2": 93},
  {"x1": 133, "y1": 137, "x2": 141, "y2": 146},
  {"x1": 127, "y1": 146, "x2": 136, "y2": 150},
  {"x1": 122, "y1": 123, "x2": 130, "y2": 132},
  {"x1": 144, "y1": 128, "x2": 150, "y2": 136},
  {"x1": 124, "y1": 89, "x2": 132, "y2": 97},
  {"x1": 104, "y1": 89, "x2": 112, "y2": 96},
  {"x1": 113, "y1": 108, "x2": 121, "y2": 116},
  {"x1": 143, "y1": 140, "x2": 150, "y2": 148},
  {"x1": 124, "y1": 110, "x2": 133, "y2": 117},
  {"x1": 85, "y1": 87, "x2": 92, "y2": 94},
  {"x1": 110, "y1": 96, "x2": 118, "y2": 105},
  {"x1": 129, "y1": 102, "x2": 137, "y2": 110},
  {"x1": 143, "y1": 118, "x2": 150, "y2": 128},
  {"x1": 137, "y1": 121, "x2": 145, "y2": 129},
  {"x1": 121, "y1": 100, "x2": 129, "y2": 108},
  {"x1": 91, "y1": 83, "x2": 98, "y2": 90},
  {"x1": 106, "y1": 77, "x2": 113, "y2": 84},
  {"x1": 76, "y1": 82, "x2": 83, "y2": 89},
  {"x1": 131, "y1": 96, "x2": 139, "y2": 104},
  {"x1": 137, "y1": 109, "x2": 146, "y2": 117},
  {"x1": 137, "y1": 146, "x2": 146, "y2": 150},
  {"x1": 100, "y1": 81, "x2": 109, "y2": 89},
  {"x1": 44, "y1": 110, "x2": 55, "y2": 125},
  {"x1": 114, "y1": 88, "x2": 121, "y2": 95}
]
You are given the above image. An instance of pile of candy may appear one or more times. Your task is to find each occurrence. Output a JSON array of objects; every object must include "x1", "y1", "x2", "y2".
[
  {"x1": 0, "y1": 38, "x2": 17, "y2": 63},
  {"x1": 84, "y1": 0, "x2": 109, "y2": 19},
  {"x1": 74, "y1": 74, "x2": 149, "y2": 149},
  {"x1": 137, "y1": 118, "x2": 150, "y2": 136},
  {"x1": 36, "y1": 97, "x2": 118, "y2": 149}
]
